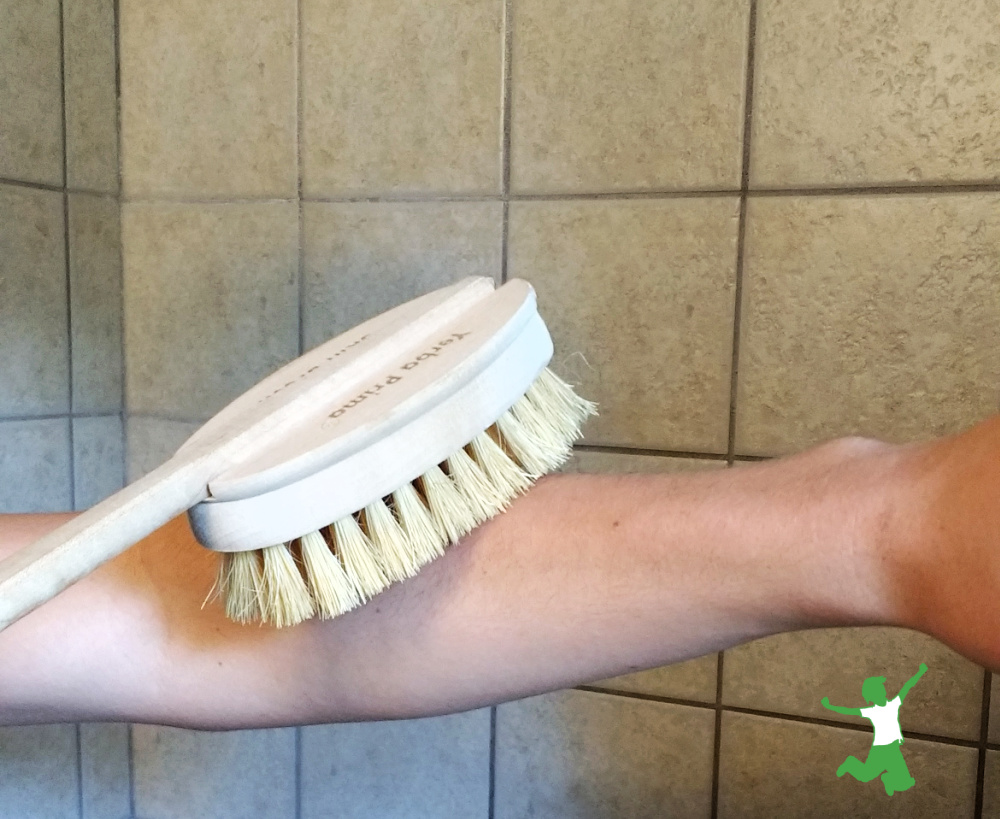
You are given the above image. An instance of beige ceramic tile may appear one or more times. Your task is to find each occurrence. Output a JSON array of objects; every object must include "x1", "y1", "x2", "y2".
[
  {"x1": 990, "y1": 675, "x2": 1000, "y2": 744},
  {"x1": 302, "y1": 0, "x2": 502, "y2": 197},
  {"x1": 509, "y1": 198, "x2": 739, "y2": 453},
  {"x1": 986, "y1": 751, "x2": 1000, "y2": 818},
  {"x1": 718, "y1": 711, "x2": 977, "y2": 818},
  {"x1": 64, "y1": 0, "x2": 119, "y2": 192},
  {"x1": 496, "y1": 690, "x2": 714, "y2": 819},
  {"x1": 752, "y1": 0, "x2": 1000, "y2": 187},
  {"x1": 511, "y1": 0, "x2": 749, "y2": 194},
  {"x1": 133, "y1": 726, "x2": 296, "y2": 819},
  {"x1": 301, "y1": 710, "x2": 490, "y2": 818},
  {"x1": 302, "y1": 201, "x2": 502, "y2": 348},
  {"x1": 73, "y1": 415, "x2": 124, "y2": 508},
  {"x1": 0, "y1": 724, "x2": 80, "y2": 818},
  {"x1": 69, "y1": 194, "x2": 122, "y2": 413},
  {"x1": 737, "y1": 195, "x2": 1000, "y2": 456},
  {"x1": 80, "y1": 722, "x2": 131, "y2": 819},
  {"x1": 561, "y1": 451, "x2": 723, "y2": 702},
  {"x1": 723, "y1": 626, "x2": 983, "y2": 741},
  {"x1": 126, "y1": 416, "x2": 201, "y2": 481},
  {"x1": 0, "y1": 185, "x2": 69, "y2": 416},
  {"x1": 120, "y1": 0, "x2": 296, "y2": 198},
  {"x1": 0, "y1": 419, "x2": 72, "y2": 514},
  {"x1": 0, "y1": 0, "x2": 62, "y2": 185},
  {"x1": 123, "y1": 202, "x2": 299, "y2": 419}
]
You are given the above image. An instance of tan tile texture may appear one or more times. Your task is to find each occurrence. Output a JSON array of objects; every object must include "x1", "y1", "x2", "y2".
[
  {"x1": 302, "y1": 202, "x2": 502, "y2": 349},
  {"x1": 737, "y1": 195, "x2": 1000, "y2": 455},
  {"x1": 123, "y1": 202, "x2": 299, "y2": 419},
  {"x1": 986, "y1": 751, "x2": 1000, "y2": 819},
  {"x1": 496, "y1": 690, "x2": 715, "y2": 819},
  {"x1": 0, "y1": 186, "x2": 69, "y2": 416},
  {"x1": 0, "y1": 0, "x2": 63, "y2": 185},
  {"x1": 73, "y1": 415, "x2": 124, "y2": 509},
  {"x1": 723, "y1": 627, "x2": 983, "y2": 741},
  {"x1": 302, "y1": 0, "x2": 502, "y2": 196},
  {"x1": 69, "y1": 194, "x2": 122, "y2": 413},
  {"x1": 126, "y1": 416, "x2": 201, "y2": 481},
  {"x1": 510, "y1": 198, "x2": 739, "y2": 453},
  {"x1": 718, "y1": 712, "x2": 977, "y2": 818},
  {"x1": 65, "y1": 0, "x2": 119, "y2": 192},
  {"x1": 511, "y1": 0, "x2": 749, "y2": 194},
  {"x1": 0, "y1": 725, "x2": 80, "y2": 817},
  {"x1": 753, "y1": 0, "x2": 1000, "y2": 187},
  {"x1": 120, "y1": 0, "x2": 297, "y2": 198},
  {"x1": 0, "y1": 419, "x2": 72, "y2": 513}
]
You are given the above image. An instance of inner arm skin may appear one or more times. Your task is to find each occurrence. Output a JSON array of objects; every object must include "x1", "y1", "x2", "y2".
[{"x1": 0, "y1": 416, "x2": 996, "y2": 731}]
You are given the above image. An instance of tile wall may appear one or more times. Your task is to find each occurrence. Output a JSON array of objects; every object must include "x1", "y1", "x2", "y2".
[{"x1": 2, "y1": 0, "x2": 1000, "y2": 816}]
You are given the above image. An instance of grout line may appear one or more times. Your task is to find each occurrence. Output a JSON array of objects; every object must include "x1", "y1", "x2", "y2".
[
  {"x1": 499, "y1": 0, "x2": 512, "y2": 285},
  {"x1": 488, "y1": 705, "x2": 498, "y2": 819},
  {"x1": 975, "y1": 669, "x2": 991, "y2": 819},
  {"x1": 0, "y1": 411, "x2": 141, "y2": 424},
  {"x1": 578, "y1": 685, "x2": 984, "y2": 748},
  {"x1": 58, "y1": 0, "x2": 77, "y2": 512},
  {"x1": 573, "y1": 443, "x2": 729, "y2": 461},
  {"x1": 711, "y1": 652, "x2": 724, "y2": 819},
  {"x1": 725, "y1": 0, "x2": 757, "y2": 465},
  {"x1": 0, "y1": 177, "x2": 118, "y2": 198},
  {"x1": 296, "y1": 0, "x2": 305, "y2": 357},
  {"x1": 113, "y1": 0, "x2": 127, "y2": 476},
  {"x1": 76, "y1": 723, "x2": 83, "y2": 819},
  {"x1": 751, "y1": 181, "x2": 1000, "y2": 197}
]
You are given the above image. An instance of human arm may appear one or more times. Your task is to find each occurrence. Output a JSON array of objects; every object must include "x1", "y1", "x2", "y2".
[
  {"x1": 897, "y1": 662, "x2": 929, "y2": 702},
  {"x1": 0, "y1": 415, "x2": 998, "y2": 730},
  {"x1": 820, "y1": 696, "x2": 863, "y2": 716}
]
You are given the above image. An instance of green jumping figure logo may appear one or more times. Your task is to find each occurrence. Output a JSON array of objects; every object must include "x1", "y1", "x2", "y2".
[{"x1": 821, "y1": 663, "x2": 928, "y2": 796}]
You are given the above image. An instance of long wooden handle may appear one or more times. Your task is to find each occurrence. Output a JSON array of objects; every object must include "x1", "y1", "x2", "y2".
[{"x1": 0, "y1": 456, "x2": 211, "y2": 632}]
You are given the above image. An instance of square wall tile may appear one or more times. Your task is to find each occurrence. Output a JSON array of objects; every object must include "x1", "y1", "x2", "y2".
[
  {"x1": 0, "y1": 0, "x2": 62, "y2": 185},
  {"x1": 562, "y1": 451, "x2": 724, "y2": 702},
  {"x1": 509, "y1": 198, "x2": 739, "y2": 452},
  {"x1": 737, "y1": 195, "x2": 1000, "y2": 455},
  {"x1": 0, "y1": 419, "x2": 72, "y2": 513},
  {"x1": 302, "y1": 201, "x2": 502, "y2": 349},
  {"x1": 80, "y1": 722, "x2": 131, "y2": 819},
  {"x1": 718, "y1": 711, "x2": 977, "y2": 818},
  {"x1": 120, "y1": 0, "x2": 296, "y2": 198},
  {"x1": 990, "y1": 675, "x2": 1000, "y2": 744},
  {"x1": 723, "y1": 626, "x2": 983, "y2": 741},
  {"x1": 123, "y1": 202, "x2": 299, "y2": 419},
  {"x1": 0, "y1": 724, "x2": 79, "y2": 819},
  {"x1": 301, "y1": 710, "x2": 490, "y2": 819},
  {"x1": 125, "y1": 416, "x2": 201, "y2": 481},
  {"x1": 0, "y1": 185, "x2": 69, "y2": 416},
  {"x1": 64, "y1": 0, "x2": 119, "y2": 192},
  {"x1": 302, "y1": 0, "x2": 502, "y2": 197},
  {"x1": 510, "y1": 0, "x2": 749, "y2": 194},
  {"x1": 496, "y1": 689, "x2": 715, "y2": 819},
  {"x1": 752, "y1": 0, "x2": 1000, "y2": 187},
  {"x1": 133, "y1": 726, "x2": 296, "y2": 819},
  {"x1": 985, "y1": 751, "x2": 1000, "y2": 818},
  {"x1": 69, "y1": 194, "x2": 122, "y2": 413},
  {"x1": 73, "y1": 415, "x2": 124, "y2": 509}
]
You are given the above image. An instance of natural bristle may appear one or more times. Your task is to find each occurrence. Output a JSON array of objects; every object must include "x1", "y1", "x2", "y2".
[{"x1": 218, "y1": 366, "x2": 596, "y2": 627}]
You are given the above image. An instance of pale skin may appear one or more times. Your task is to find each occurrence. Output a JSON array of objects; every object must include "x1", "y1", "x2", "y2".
[{"x1": 1, "y1": 414, "x2": 1000, "y2": 731}]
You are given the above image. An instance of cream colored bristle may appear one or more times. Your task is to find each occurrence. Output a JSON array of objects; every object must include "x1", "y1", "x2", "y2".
[
  {"x1": 469, "y1": 429, "x2": 531, "y2": 499},
  {"x1": 509, "y1": 393, "x2": 571, "y2": 472},
  {"x1": 332, "y1": 514, "x2": 389, "y2": 600},
  {"x1": 300, "y1": 530, "x2": 360, "y2": 618},
  {"x1": 260, "y1": 543, "x2": 315, "y2": 628},
  {"x1": 420, "y1": 464, "x2": 478, "y2": 543},
  {"x1": 530, "y1": 367, "x2": 599, "y2": 435},
  {"x1": 220, "y1": 550, "x2": 265, "y2": 624},
  {"x1": 446, "y1": 447, "x2": 508, "y2": 524},
  {"x1": 496, "y1": 408, "x2": 550, "y2": 476},
  {"x1": 393, "y1": 481, "x2": 446, "y2": 564},
  {"x1": 364, "y1": 499, "x2": 420, "y2": 582}
]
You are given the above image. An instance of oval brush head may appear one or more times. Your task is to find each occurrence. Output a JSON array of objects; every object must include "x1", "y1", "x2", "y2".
[{"x1": 191, "y1": 279, "x2": 597, "y2": 627}]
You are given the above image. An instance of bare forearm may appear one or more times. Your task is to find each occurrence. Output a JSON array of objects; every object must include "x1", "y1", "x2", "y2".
[{"x1": 0, "y1": 433, "x2": 916, "y2": 730}]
